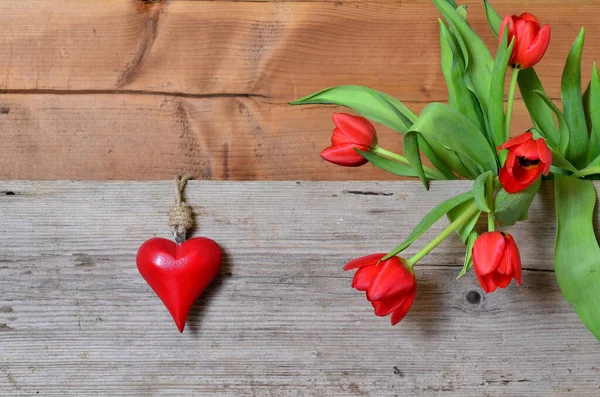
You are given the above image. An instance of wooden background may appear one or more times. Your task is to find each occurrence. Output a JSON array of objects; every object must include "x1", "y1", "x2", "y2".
[
  {"x1": 0, "y1": 0, "x2": 598, "y2": 180},
  {"x1": 2, "y1": 2, "x2": 600, "y2": 396},
  {"x1": 1, "y1": 180, "x2": 600, "y2": 396}
]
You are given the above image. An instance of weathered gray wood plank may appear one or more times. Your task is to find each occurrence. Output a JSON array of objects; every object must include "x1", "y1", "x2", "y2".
[{"x1": 0, "y1": 181, "x2": 599, "y2": 396}]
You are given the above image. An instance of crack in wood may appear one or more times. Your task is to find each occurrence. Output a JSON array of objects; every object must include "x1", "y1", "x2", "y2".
[
  {"x1": 0, "y1": 88, "x2": 270, "y2": 100},
  {"x1": 343, "y1": 190, "x2": 393, "y2": 196}
]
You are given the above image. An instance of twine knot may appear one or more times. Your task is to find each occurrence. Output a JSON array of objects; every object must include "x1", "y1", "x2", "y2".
[{"x1": 168, "y1": 174, "x2": 194, "y2": 243}]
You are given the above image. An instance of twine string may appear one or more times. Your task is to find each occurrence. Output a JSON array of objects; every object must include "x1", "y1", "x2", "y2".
[{"x1": 168, "y1": 174, "x2": 194, "y2": 244}]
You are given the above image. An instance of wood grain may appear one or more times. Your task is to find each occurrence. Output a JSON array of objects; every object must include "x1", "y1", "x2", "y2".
[
  {"x1": 0, "y1": 94, "x2": 539, "y2": 180},
  {"x1": 1, "y1": 180, "x2": 599, "y2": 396},
  {"x1": 0, "y1": 0, "x2": 596, "y2": 101},
  {"x1": 0, "y1": 0, "x2": 598, "y2": 180}
]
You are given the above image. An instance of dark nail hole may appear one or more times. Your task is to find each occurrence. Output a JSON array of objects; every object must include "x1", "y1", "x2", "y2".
[
  {"x1": 466, "y1": 290, "x2": 482, "y2": 305},
  {"x1": 4, "y1": 191, "x2": 15, "y2": 196},
  {"x1": 393, "y1": 366, "x2": 404, "y2": 377}
]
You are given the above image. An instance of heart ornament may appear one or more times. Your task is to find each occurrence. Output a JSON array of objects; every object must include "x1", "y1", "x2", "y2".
[
  {"x1": 137, "y1": 237, "x2": 221, "y2": 332},
  {"x1": 137, "y1": 175, "x2": 222, "y2": 332}
]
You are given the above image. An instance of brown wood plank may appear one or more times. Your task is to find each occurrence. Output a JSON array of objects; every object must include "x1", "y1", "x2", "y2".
[
  {"x1": 0, "y1": 93, "x2": 539, "y2": 180},
  {"x1": 0, "y1": 0, "x2": 596, "y2": 102},
  {"x1": 0, "y1": 180, "x2": 599, "y2": 395}
]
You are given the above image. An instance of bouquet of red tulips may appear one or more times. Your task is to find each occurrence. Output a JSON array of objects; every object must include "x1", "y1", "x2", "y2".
[{"x1": 291, "y1": 0, "x2": 600, "y2": 339}]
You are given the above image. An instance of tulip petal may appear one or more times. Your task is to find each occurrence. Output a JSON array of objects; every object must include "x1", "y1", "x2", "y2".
[
  {"x1": 504, "y1": 234, "x2": 522, "y2": 285},
  {"x1": 492, "y1": 272, "x2": 513, "y2": 288},
  {"x1": 519, "y1": 12, "x2": 541, "y2": 30},
  {"x1": 367, "y1": 258, "x2": 415, "y2": 302},
  {"x1": 499, "y1": 167, "x2": 529, "y2": 193},
  {"x1": 536, "y1": 133, "x2": 553, "y2": 175},
  {"x1": 524, "y1": 25, "x2": 551, "y2": 69},
  {"x1": 372, "y1": 285, "x2": 416, "y2": 318},
  {"x1": 511, "y1": 163, "x2": 544, "y2": 187},
  {"x1": 391, "y1": 290, "x2": 416, "y2": 325},
  {"x1": 332, "y1": 113, "x2": 376, "y2": 147},
  {"x1": 513, "y1": 139, "x2": 540, "y2": 159},
  {"x1": 351, "y1": 265, "x2": 378, "y2": 291},
  {"x1": 498, "y1": 15, "x2": 515, "y2": 47},
  {"x1": 477, "y1": 273, "x2": 498, "y2": 293},
  {"x1": 514, "y1": 20, "x2": 537, "y2": 68},
  {"x1": 499, "y1": 132, "x2": 533, "y2": 150},
  {"x1": 321, "y1": 144, "x2": 368, "y2": 167},
  {"x1": 472, "y1": 231, "x2": 506, "y2": 275},
  {"x1": 496, "y1": 250, "x2": 508, "y2": 274},
  {"x1": 331, "y1": 128, "x2": 349, "y2": 145},
  {"x1": 343, "y1": 253, "x2": 386, "y2": 271},
  {"x1": 504, "y1": 151, "x2": 517, "y2": 173},
  {"x1": 372, "y1": 294, "x2": 402, "y2": 316}
]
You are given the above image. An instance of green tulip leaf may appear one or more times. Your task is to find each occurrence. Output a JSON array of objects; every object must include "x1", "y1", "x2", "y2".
[
  {"x1": 421, "y1": 139, "x2": 474, "y2": 179},
  {"x1": 583, "y1": 81, "x2": 592, "y2": 139},
  {"x1": 488, "y1": 30, "x2": 514, "y2": 149},
  {"x1": 416, "y1": 132, "x2": 458, "y2": 180},
  {"x1": 493, "y1": 178, "x2": 541, "y2": 226},
  {"x1": 550, "y1": 166, "x2": 571, "y2": 176},
  {"x1": 554, "y1": 175, "x2": 600, "y2": 340},
  {"x1": 472, "y1": 171, "x2": 495, "y2": 213},
  {"x1": 577, "y1": 166, "x2": 600, "y2": 177},
  {"x1": 551, "y1": 151, "x2": 580, "y2": 176},
  {"x1": 290, "y1": 85, "x2": 417, "y2": 133},
  {"x1": 364, "y1": 87, "x2": 414, "y2": 130},
  {"x1": 383, "y1": 191, "x2": 474, "y2": 260},
  {"x1": 533, "y1": 91, "x2": 570, "y2": 152},
  {"x1": 518, "y1": 68, "x2": 560, "y2": 146},
  {"x1": 483, "y1": 0, "x2": 502, "y2": 37},
  {"x1": 354, "y1": 149, "x2": 421, "y2": 179},
  {"x1": 447, "y1": 199, "x2": 482, "y2": 243},
  {"x1": 587, "y1": 153, "x2": 600, "y2": 168},
  {"x1": 457, "y1": 231, "x2": 478, "y2": 279},
  {"x1": 456, "y1": 5, "x2": 468, "y2": 20},
  {"x1": 587, "y1": 63, "x2": 600, "y2": 162},
  {"x1": 439, "y1": 20, "x2": 485, "y2": 134},
  {"x1": 433, "y1": 0, "x2": 494, "y2": 116},
  {"x1": 404, "y1": 131, "x2": 429, "y2": 190},
  {"x1": 410, "y1": 103, "x2": 497, "y2": 177},
  {"x1": 562, "y1": 29, "x2": 588, "y2": 168}
]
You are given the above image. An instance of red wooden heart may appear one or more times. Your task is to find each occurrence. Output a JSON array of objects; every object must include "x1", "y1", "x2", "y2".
[{"x1": 137, "y1": 237, "x2": 222, "y2": 332}]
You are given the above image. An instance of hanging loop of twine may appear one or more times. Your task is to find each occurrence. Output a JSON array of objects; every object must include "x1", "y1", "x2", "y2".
[{"x1": 168, "y1": 174, "x2": 194, "y2": 244}]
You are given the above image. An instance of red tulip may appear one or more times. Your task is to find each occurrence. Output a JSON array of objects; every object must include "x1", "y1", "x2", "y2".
[
  {"x1": 343, "y1": 253, "x2": 416, "y2": 325},
  {"x1": 498, "y1": 132, "x2": 552, "y2": 193},
  {"x1": 499, "y1": 12, "x2": 551, "y2": 69},
  {"x1": 321, "y1": 113, "x2": 378, "y2": 167},
  {"x1": 472, "y1": 232, "x2": 522, "y2": 293}
]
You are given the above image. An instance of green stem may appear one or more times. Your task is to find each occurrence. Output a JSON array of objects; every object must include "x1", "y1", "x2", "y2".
[
  {"x1": 406, "y1": 201, "x2": 480, "y2": 268},
  {"x1": 505, "y1": 68, "x2": 520, "y2": 141},
  {"x1": 374, "y1": 147, "x2": 446, "y2": 180},
  {"x1": 487, "y1": 212, "x2": 495, "y2": 232},
  {"x1": 374, "y1": 147, "x2": 409, "y2": 164}
]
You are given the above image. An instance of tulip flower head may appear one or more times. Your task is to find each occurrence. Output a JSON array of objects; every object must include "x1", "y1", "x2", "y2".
[
  {"x1": 343, "y1": 253, "x2": 416, "y2": 325},
  {"x1": 472, "y1": 231, "x2": 522, "y2": 293},
  {"x1": 321, "y1": 113, "x2": 378, "y2": 167},
  {"x1": 499, "y1": 12, "x2": 551, "y2": 69},
  {"x1": 498, "y1": 132, "x2": 552, "y2": 193}
]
